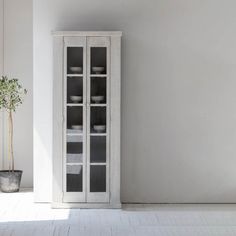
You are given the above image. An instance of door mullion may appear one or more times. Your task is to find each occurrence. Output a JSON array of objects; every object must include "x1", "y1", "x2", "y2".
[
  {"x1": 83, "y1": 37, "x2": 87, "y2": 202},
  {"x1": 86, "y1": 37, "x2": 91, "y2": 202}
]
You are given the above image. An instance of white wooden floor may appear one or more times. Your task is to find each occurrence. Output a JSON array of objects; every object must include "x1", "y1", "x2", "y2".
[{"x1": 1, "y1": 191, "x2": 236, "y2": 235}]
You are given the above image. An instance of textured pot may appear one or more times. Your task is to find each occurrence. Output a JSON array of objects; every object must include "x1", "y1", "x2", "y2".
[{"x1": 0, "y1": 170, "x2": 23, "y2": 193}]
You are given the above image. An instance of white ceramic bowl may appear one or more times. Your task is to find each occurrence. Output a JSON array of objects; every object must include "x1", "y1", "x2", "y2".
[
  {"x1": 70, "y1": 66, "x2": 82, "y2": 73},
  {"x1": 92, "y1": 66, "x2": 105, "y2": 74},
  {"x1": 71, "y1": 125, "x2": 83, "y2": 130},
  {"x1": 91, "y1": 96, "x2": 104, "y2": 103},
  {"x1": 70, "y1": 95, "x2": 82, "y2": 103},
  {"x1": 93, "y1": 125, "x2": 106, "y2": 133}
]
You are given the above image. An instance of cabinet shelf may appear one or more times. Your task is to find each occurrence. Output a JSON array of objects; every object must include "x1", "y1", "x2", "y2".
[
  {"x1": 67, "y1": 133, "x2": 83, "y2": 136},
  {"x1": 67, "y1": 74, "x2": 84, "y2": 77},
  {"x1": 67, "y1": 103, "x2": 84, "y2": 107},
  {"x1": 90, "y1": 104, "x2": 107, "y2": 107},
  {"x1": 90, "y1": 163, "x2": 107, "y2": 166},
  {"x1": 90, "y1": 133, "x2": 107, "y2": 136},
  {"x1": 90, "y1": 74, "x2": 107, "y2": 77},
  {"x1": 67, "y1": 129, "x2": 83, "y2": 136},
  {"x1": 66, "y1": 163, "x2": 83, "y2": 165},
  {"x1": 67, "y1": 103, "x2": 106, "y2": 107}
]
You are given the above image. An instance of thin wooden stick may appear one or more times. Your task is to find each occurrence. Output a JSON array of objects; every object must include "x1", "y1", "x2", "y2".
[
  {"x1": 10, "y1": 110, "x2": 14, "y2": 171},
  {"x1": 8, "y1": 111, "x2": 11, "y2": 171}
]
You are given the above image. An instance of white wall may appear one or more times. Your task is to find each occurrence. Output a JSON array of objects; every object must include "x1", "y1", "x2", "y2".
[
  {"x1": 0, "y1": 0, "x2": 3, "y2": 169},
  {"x1": 0, "y1": 0, "x2": 3, "y2": 75},
  {"x1": 1, "y1": 0, "x2": 33, "y2": 187},
  {"x1": 34, "y1": 0, "x2": 236, "y2": 203}
]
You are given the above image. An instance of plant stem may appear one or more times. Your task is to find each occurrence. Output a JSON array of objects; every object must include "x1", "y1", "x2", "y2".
[
  {"x1": 10, "y1": 110, "x2": 14, "y2": 171},
  {"x1": 8, "y1": 112, "x2": 11, "y2": 171}
]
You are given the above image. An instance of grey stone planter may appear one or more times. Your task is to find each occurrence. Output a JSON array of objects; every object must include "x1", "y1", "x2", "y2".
[{"x1": 0, "y1": 170, "x2": 22, "y2": 192}]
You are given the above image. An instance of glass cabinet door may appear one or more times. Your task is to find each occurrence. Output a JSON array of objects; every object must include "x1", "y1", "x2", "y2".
[
  {"x1": 63, "y1": 36, "x2": 110, "y2": 203},
  {"x1": 87, "y1": 37, "x2": 110, "y2": 203},
  {"x1": 63, "y1": 37, "x2": 86, "y2": 202}
]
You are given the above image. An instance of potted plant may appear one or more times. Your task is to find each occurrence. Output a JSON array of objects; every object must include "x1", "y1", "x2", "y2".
[{"x1": 0, "y1": 76, "x2": 27, "y2": 192}]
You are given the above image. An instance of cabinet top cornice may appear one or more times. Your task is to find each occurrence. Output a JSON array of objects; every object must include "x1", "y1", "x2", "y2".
[{"x1": 52, "y1": 31, "x2": 122, "y2": 37}]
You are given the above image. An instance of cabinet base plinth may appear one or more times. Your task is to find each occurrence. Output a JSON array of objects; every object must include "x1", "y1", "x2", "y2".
[{"x1": 51, "y1": 202, "x2": 121, "y2": 209}]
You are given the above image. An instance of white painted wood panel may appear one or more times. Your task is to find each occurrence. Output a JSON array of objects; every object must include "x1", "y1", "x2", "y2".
[
  {"x1": 52, "y1": 36, "x2": 64, "y2": 204},
  {"x1": 52, "y1": 31, "x2": 122, "y2": 37},
  {"x1": 110, "y1": 36, "x2": 121, "y2": 206}
]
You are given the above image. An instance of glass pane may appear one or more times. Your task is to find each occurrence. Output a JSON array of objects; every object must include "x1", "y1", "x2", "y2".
[
  {"x1": 67, "y1": 77, "x2": 83, "y2": 104},
  {"x1": 67, "y1": 47, "x2": 83, "y2": 74},
  {"x1": 67, "y1": 141, "x2": 82, "y2": 153},
  {"x1": 91, "y1": 47, "x2": 107, "y2": 74},
  {"x1": 67, "y1": 106, "x2": 83, "y2": 129},
  {"x1": 66, "y1": 165, "x2": 83, "y2": 192},
  {"x1": 90, "y1": 136, "x2": 106, "y2": 163},
  {"x1": 90, "y1": 165, "x2": 106, "y2": 192},
  {"x1": 91, "y1": 77, "x2": 106, "y2": 104},
  {"x1": 66, "y1": 107, "x2": 83, "y2": 163},
  {"x1": 90, "y1": 107, "x2": 106, "y2": 133},
  {"x1": 67, "y1": 140, "x2": 83, "y2": 163}
]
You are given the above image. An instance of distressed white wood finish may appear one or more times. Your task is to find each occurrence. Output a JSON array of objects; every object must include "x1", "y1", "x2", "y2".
[
  {"x1": 52, "y1": 36, "x2": 64, "y2": 204},
  {"x1": 53, "y1": 32, "x2": 122, "y2": 208},
  {"x1": 110, "y1": 36, "x2": 121, "y2": 206},
  {"x1": 52, "y1": 31, "x2": 122, "y2": 37}
]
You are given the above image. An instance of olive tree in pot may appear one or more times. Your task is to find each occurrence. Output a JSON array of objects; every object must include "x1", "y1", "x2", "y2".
[{"x1": 0, "y1": 76, "x2": 27, "y2": 192}]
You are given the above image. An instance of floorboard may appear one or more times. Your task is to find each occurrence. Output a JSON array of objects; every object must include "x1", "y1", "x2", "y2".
[{"x1": 1, "y1": 191, "x2": 236, "y2": 235}]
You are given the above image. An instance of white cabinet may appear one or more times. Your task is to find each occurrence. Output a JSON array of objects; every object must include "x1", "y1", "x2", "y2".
[{"x1": 52, "y1": 31, "x2": 122, "y2": 208}]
